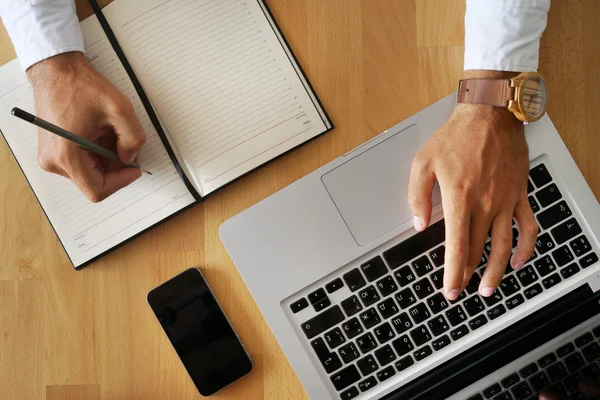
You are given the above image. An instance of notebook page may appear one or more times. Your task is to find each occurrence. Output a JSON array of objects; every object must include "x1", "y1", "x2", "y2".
[
  {"x1": 102, "y1": 0, "x2": 329, "y2": 195},
  {"x1": 0, "y1": 16, "x2": 194, "y2": 268}
]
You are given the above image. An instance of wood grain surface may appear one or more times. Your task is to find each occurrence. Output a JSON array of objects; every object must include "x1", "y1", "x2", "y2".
[{"x1": 0, "y1": 1, "x2": 598, "y2": 399}]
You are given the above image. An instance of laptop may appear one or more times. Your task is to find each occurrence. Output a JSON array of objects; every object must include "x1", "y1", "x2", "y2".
[{"x1": 219, "y1": 93, "x2": 600, "y2": 400}]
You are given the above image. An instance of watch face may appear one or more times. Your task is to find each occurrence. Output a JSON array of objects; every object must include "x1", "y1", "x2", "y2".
[{"x1": 521, "y1": 75, "x2": 547, "y2": 119}]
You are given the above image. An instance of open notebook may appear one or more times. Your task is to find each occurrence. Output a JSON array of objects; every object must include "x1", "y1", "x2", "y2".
[{"x1": 0, "y1": 0, "x2": 332, "y2": 269}]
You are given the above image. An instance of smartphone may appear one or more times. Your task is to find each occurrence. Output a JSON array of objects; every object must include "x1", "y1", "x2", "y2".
[{"x1": 147, "y1": 268, "x2": 252, "y2": 396}]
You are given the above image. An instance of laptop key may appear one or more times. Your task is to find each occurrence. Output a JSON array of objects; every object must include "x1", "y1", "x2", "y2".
[
  {"x1": 534, "y1": 255, "x2": 556, "y2": 277},
  {"x1": 414, "y1": 345, "x2": 433, "y2": 361},
  {"x1": 413, "y1": 278, "x2": 435, "y2": 299},
  {"x1": 311, "y1": 337, "x2": 342, "y2": 373},
  {"x1": 536, "y1": 183, "x2": 562, "y2": 207},
  {"x1": 449, "y1": 291, "x2": 467, "y2": 304},
  {"x1": 395, "y1": 288, "x2": 417, "y2": 309},
  {"x1": 511, "y1": 381, "x2": 532, "y2": 400},
  {"x1": 358, "y1": 376, "x2": 377, "y2": 392},
  {"x1": 560, "y1": 263, "x2": 580, "y2": 280},
  {"x1": 483, "y1": 383, "x2": 502, "y2": 398},
  {"x1": 341, "y1": 296, "x2": 363, "y2": 317},
  {"x1": 446, "y1": 304, "x2": 468, "y2": 326},
  {"x1": 358, "y1": 286, "x2": 380, "y2": 307},
  {"x1": 325, "y1": 327, "x2": 346, "y2": 349},
  {"x1": 527, "y1": 179, "x2": 534, "y2": 194},
  {"x1": 469, "y1": 314, "x2": 488, "y2": 330},
  {"x1": 412, "y1": 255, "x2": 434, "y2": 277},
  {"x1": 392, "y1": 335, "x2": 414, "y2": 356},
  {"x1": 557, "y1": 342, "x2": 575, "y2": 358},
  {"x1": 538, "y1": 353, "x2": 557, "y2": 368},
  {"x1": 359, "y1": 308, "x2": 381, "y2": 329},
  {"x1": 516, "y1": 266, "x2": 538, "y2": 287},
  {"x1": 523, "y1": 283, "x2": 543, "y2": 300},
  {"x1": 464, "y1": 295, "x2": 485, "y2": 317},
  {"x1": 330, "y1": 365, "x2": 361, "y2": 391},
  {"x1": 450, "y1": 324, "x2": 470, "y2": 341},
  {"x1": 519, "y1": 363, "x2": 538, "y2": 378},
  {"x1": 427, "y1": 293, "x2": 449, "y2": 314},
  {"x1": 505, "y1": 294, "x2": 525, "y2": 310},
  {"x1": 356, "y1": 332, "x2": 378, "y2": 354},
  {"x1": 431, "y1": 334, "x2": 451, "y2": 351},
  {"x1": 500, "y1": 276, "x2": 521, "y2": 297},
  {"x1": 546, "y1": 382, "x2": 566, "y2": 396},
  {"x1": 394, "y1": 266, "x2": 416, "y2": 287},
  {"x1": 466, "y1": 273, "x2": 481, "y2": 295},
  {"x1": 341, "y1": 321, "x2": 364, "y2": 347},
  {"x1": 594, "y1": 325, "x2": 600, "y2": 338},
  {"x1": 542, "y1": 273, "x2": 561, "y2": 289},
  {"x1": 361, "y1": 256, "x2": 388, "y2": 282},
  {"x1": 343, "y1": 269, "x2": 366, "y2": 292},
  {"x1": 551, "y1": 218, "x2": 582, "y2": 245},
  {"x1": 552, "y1": 245, "x2": 574, "y2": 267},
  {"x1": 546, "y1": 362, "x2": 567, "y2": 381},
  {"x1": 377, "y1": 365, "x2": 396, "y2": 382},
  {"x1": 570, "y1": 235, "x2": 592, "y2": 257},
  {"x1": 338, "y1": 342, "x2": 360, "y2": 364},
  {"x1": 430, "y1": 246, "x2": 445, "y2": 267},
  {"x1": 373, "y1": 322, "x2": 395, "y2": 344},
  {"x1": 581, "y1": 362, "x2": 600, "y2": 380},
  {"x1": 529, "y1": 371, "x2": 550, "y2": 391},
  {"x1": 377, "y1": 297, "x2": 399, "y2": 319},
  {"x1": 487, "y1": 304, "x2": 506, "y2": 320},
  {"x1": 340, "y1": 386, "x2": 359, "y2": 399},
  {"x1": 374, "y1": 344, "x2": 396, "y2": 366},
  {"x1": 483, "y1": 290, "x2": 504, "y2": 307},
  {"x1": 538, "y1": 201, "x2": 572, "y2": 230},
  {"x1": 395, "y1": 355, "x2": 414, "y2": 372},
  {"x1": 383, "y1": 219, "x2": 445, "y2": 269},
  {"x1": 575, "y1": 332, "x2": 593, "y2": 348},
  {"x1": 326, "y1": 278, "x2": 344, "y2": 294},
  {"x1": 301, "y1": 305, "x2": 345, "y2": 339},
  {"x1": 467, "y1": 395, "x2": 483, "y2": 400},
  {"x1": 580, "y1": 252, "x2": 599, "y2": 269},
  {"x1": 290, "y1": 298, "x2": 308, "y2": 313},
  {"x1": 376, "y1": 276, "x2": 398, "y2": 297},
  {"x1": 390, "y1": 312, "x2": 413, "y2": 334},
  {"x1": 565, "y1": 352, "x2": 585, "y2": 372},
  {"x1": 313, "y1": 297, "x2": 331, "y2": 312},
  {"x1": 582, "y1": 342, "x2": 600, "y2": 362},
  {"x1": 528, "y1": 196, "x2": 540, "y2": 213},
  {"x1": 535, "y1": 234, "x2": 556, "y2": 255},
  {"x1": 428, "y1": 315, "x2": 450, "y2": 336},
  {"x1": 479, "y1": 253, "x2": 488, "y2": 268},
  {"x1": 530, "y1": 164, "x2": 552, "y2": 187},
  {"x1": 308, "y1": 288, "x2": 327, "y2": 304},
  {"x1": 430, "y1": 268, "x2": 444, "y2": 290},
  {"x1": 563, "y1": 373, "x2": 581, "y2": 393},
  {"x1": 410, "y1": 325, "x2": 432, "y2": 347},
  {"x1": 408, "y1": 303, "x2": 431, "y2": 324},
  {"x1": 493, "y1": 392, "x2": 512, "y2": 400}
]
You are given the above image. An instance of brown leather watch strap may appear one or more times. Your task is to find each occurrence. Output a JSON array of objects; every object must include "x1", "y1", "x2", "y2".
[{"x1": 456, "y1": 79, "x2": 514, "y2": 107}]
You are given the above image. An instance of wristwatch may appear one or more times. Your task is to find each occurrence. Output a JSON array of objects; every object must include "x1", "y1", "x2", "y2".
[{"x1": 456, "y1": 72, "x2": 548, "y2": 124}]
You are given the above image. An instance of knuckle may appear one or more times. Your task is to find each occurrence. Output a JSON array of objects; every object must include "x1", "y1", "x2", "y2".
[
  {"x1": 407, "y1": 194, "x2": 424, "y2": 210},
  {"x1": 37, "y1": 155, "x2": 55, "y2": 173},
  {"x1": 522, "y1": 221, "x2": 539, "y2": 238},
  {"x1": 86, "y1": 191, "x2": 105, "y2": 203}
]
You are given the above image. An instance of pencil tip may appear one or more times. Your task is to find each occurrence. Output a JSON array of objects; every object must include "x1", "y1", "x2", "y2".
[{"x1": 148, "y1": 171, "x2": 153, "y2": 175}]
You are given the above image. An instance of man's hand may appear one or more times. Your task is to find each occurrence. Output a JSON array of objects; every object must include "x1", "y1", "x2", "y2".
[
  {"x1": 27, "y1": 52, "x2": 146, "y2": 202},
  {"x1": 539, "y1": 380, "x2": 600, "y2": 399},
  {"x1": 408, "y1": 71, "x2": 538, "y2": 300}
]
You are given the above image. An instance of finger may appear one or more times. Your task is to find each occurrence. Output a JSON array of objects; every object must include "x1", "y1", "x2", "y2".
[
  {"x1": 462, "y1": 214, "x2": 492, "y2": 289},
  {"x1": 511, "y1": 195, "x2": 538, "y2": 270},
  {"x1": 479, "y1": 212, "x2": 513, "y2": 296},
  {"x1": 408, "y1": 152, "x2": 435, "y2": 232},
  {"x1": 580, "y1": 381, "x2": 600, "y2": 397},
  {"x1": 441, "y1": 187, "x2": 471, "y2": 300},
  {"x1": 538, "y1": 392, "x2": 569, "y2": 400},
  {"x1": 110, "y1": 101, "x2": 146, "y2": 164}
]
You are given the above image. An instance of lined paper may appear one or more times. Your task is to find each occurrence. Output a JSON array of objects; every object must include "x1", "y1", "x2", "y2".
[
  {"x1": 0, "y1": 17, "x2": 194, "y2": 267},
  {"x1": 103, "y1": 0, "x2": 329, "y2": 195}
]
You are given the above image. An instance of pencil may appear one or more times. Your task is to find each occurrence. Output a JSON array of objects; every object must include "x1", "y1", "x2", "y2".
[{"x1": 11, "y1": 107, "x2": 152, "y2": 175}]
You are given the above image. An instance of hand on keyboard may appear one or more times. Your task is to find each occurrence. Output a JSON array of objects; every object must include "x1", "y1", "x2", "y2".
[
  {"x1": 408, "y1": 76, "x2": 538, "y2": 301},
  {"x1": 539, "y1": 380, "x2": 600, "y2": 399}
]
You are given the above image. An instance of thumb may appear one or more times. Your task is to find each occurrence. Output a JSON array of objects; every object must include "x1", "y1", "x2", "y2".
[
  {"x1": 408, "y1": 153, "x2": 435, "y2": 231},
  {"x1": 111, "y1": 105, "x2": 146, "y2": 164}
]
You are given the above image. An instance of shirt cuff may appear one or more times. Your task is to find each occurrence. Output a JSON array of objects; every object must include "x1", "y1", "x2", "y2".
[
  {"x1": 464, "y1": 0, "x2": 550, "y2": 72},
  {"x1": 1, "y1": 0, "x2": 84, "y2": 71}
]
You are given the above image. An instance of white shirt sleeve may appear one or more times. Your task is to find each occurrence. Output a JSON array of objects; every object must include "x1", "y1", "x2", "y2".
[
  {"x1": 464, "y1": 0, "x2": 551, "y2": 72},
  {"x1": 0, "y1": 0, "x2": 84, "y2": 71}
]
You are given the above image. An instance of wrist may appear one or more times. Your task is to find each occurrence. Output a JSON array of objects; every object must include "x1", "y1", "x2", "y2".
[{"x1": 27, "y1": 52, "x2": 88, "y2": 87}]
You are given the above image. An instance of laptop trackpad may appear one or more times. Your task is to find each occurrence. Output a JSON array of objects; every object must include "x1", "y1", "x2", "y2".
[{"x1": 321, "y1": 124, "x2": 441, "y2": 246}]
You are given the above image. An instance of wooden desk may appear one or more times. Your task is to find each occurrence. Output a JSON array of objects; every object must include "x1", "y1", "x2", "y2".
[{"x1": 0, "y1": 1, "x2": 598, "y2": 399}]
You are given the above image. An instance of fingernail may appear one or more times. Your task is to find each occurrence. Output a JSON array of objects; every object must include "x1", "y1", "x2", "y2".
[
  {"x1": 513, "y1": 261, "x2": 525, "y2": 271},
  {"x1": 446, "y1": 289, "x2": 460, "y2": 300},
  {"x1": 413, "y1": 215, "x2": 424, "y2": 231},
  {"x1": 480, "y1": 287, "x2": 495, "y2": 297}
]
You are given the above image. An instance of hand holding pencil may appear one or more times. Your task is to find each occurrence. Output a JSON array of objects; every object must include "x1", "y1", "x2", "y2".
[{"x1": 21, "y1": 52, "x2": 148, "y2": 203}]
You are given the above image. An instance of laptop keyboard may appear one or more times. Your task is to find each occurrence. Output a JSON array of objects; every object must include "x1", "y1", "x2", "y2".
[
  {"x1": 289, "y1": 163, "x2": 599, "y2": 400},
  {"x1": 466, "y1": 324, "x2": 600, "y2": 400}
]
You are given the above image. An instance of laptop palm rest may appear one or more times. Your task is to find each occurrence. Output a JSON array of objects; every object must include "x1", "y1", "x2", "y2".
[{"x1": 321, "y1": 124, "x2": 441, "y2": 246}]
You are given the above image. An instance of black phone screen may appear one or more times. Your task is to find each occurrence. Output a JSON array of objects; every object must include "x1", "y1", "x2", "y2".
[{"x1": 147, "y1": 268, "x2": 252, "y2": 396}]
